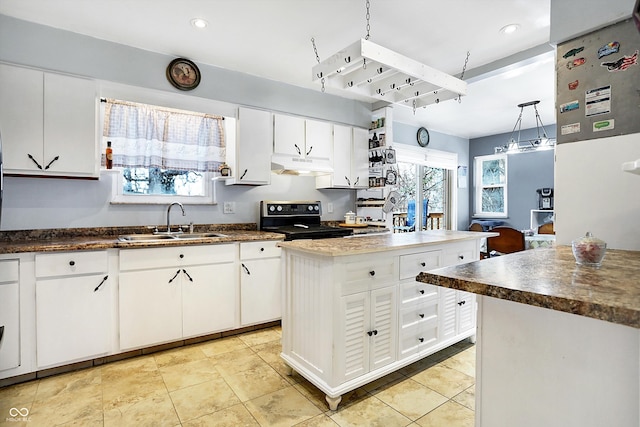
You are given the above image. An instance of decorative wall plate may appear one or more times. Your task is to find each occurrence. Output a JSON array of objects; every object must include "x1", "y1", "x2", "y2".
[{"x1": 166, "y1": 58, "x2": 201, "y2": 90}]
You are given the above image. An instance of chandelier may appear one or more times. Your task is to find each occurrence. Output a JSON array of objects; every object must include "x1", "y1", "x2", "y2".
[
  {"x1": 495, "y1": 100, "x2": 556, "y2": 154},
  {"x1": 311, "y1": 0, "x2": 467, "y2": 110}
]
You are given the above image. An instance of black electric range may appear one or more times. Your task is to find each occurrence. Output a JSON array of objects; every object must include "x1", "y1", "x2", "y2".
[{"x1": 259, "y1": 201, "x2": 352, "y2": 240}]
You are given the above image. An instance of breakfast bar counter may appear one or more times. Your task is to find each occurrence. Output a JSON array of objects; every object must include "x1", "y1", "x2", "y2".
[{"x1": 417, "y1": 246, "x2": 640, "y2": 427}]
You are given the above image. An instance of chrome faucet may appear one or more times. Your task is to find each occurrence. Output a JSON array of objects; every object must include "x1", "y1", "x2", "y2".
[{"x1": 166, "y1": 202, "x2": 185, "y2": 233}]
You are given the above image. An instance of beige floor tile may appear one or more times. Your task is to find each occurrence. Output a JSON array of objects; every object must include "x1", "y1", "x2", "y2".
[
  {"x1": 101, "y1": 355, "x2": 158, "y2": 382},
  {"x1": 440, "y1": 348, "x2": 476, "y2": 378},
  {"x1": 104, "y1": 391, "x2": 179, "y2": 427},
  {"x1": 329, "y1": 395, "x2": 411, "y2": 427},
  {"x1": 197, "y1": 336, "x2": 249, "y2": 358},
  {"x1": 452, "y1": 385, "x2": 475, "y2": 411},
  {"x1": 415, "y1": 400, "x2": 474, "y2": 427},
  {"x1": 102, "y1": 370, "x2": 168, "y2": 412},
  {"x1": 221, "y1": 363, "x2": 290, "y2": 402},
  {"x1": 154, "y1": 344, "x2": 207, "y2": 368},
  {"x1": 237, "y1": 327, "x2": 282, "y2": 347},
  {"x1": 410, "y1": 363, "x2": 474, "y2": 399},
  {"x1": 34, "y1": 367, "x2": 101, "y2": 402},
  {"x1": 361, "y1": 371, "x2": 406, "y2": 393},
  {"x1": 244, "y1": 386, "x2": 322, "y2": 427},
  {"x1": 182, "y1": 403, "x2": 260, "y2": 426},
  {"x1": 170, "y1": 377, "x2": 241, "y2": 423},
  {"x1": 27, "y1": 385, "x2": 103, "y2": 426},
  {"x1": 0, "y1": 380, "x2": 39, "y2": 415},
  {"x1": 160, "y1": 357, "x2": 221, "y2": 392},
  {"x1": 372, "y1": 378, "x2": 448, "y2": 421},
  {"x1": 295, "y1": 413, "x2": 340, "y2": 427},
  {"x1": 212, "y1": 348, "x2": 264, "y2": 375}
]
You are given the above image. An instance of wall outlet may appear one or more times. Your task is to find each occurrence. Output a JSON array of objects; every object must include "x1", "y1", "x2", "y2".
[
  {"x1": 327, "y1": 202, "x2": 334, "y2": 213},
  {"x1": 223, "y1": 201, "x2": 236, "y2": 214}
]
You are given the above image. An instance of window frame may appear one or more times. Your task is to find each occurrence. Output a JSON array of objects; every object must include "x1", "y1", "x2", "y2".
[
  {"x1": 98, "y1": 82, "x2": 237, "y2": 205},
  {"x1": 474, "y1": 153, "x2": 508, "y2": 218}
]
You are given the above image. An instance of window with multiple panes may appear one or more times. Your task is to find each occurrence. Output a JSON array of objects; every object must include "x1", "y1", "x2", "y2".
[{"x1": 474, "y1": 154, "x2": 508, "y2": 217}]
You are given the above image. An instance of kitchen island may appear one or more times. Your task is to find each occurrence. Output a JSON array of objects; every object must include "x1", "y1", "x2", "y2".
[
  {"x1": 278, "y1": 230, "x2": 492, "y2": 410},
  {"x1": 417, "y1": 246, "x2": 640, "y2": 427}
]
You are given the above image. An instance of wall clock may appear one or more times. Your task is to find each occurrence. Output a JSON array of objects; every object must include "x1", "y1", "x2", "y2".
[
  {"x1": 417, "y1": 127, "x2": 430, "y2": 147},
  {"x1": 166, "y1": 58, "x2": 201, "y2": 91}
]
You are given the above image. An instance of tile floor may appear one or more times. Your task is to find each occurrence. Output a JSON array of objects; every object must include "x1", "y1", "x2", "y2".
[{"x1": 0, "y1": 326, "x2": 476, "y2": 426}]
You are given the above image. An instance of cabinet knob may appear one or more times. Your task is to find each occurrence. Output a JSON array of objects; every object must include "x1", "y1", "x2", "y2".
[
  {"x1": 419, "y1": 337, "x2": 425, "y2": 342},
  {"x1": 459, "y1": 255, "x2": 464, "y2": 260},
  {"x1": 458, "y1": 300, "x2": 466, "y2": 306},
  {"x1": 69, "y1": 260, "x2": 75, "y2": 266},
  {"x1": 419, "y1": 289, "x2": 425, "y2": 294},
  {"x1": 419, "y1": 313, "x2": 425, "y2": 318},
  {"x1": 369, "y1": 270, "x2": 376, "y2": 276},
  {"x1": 420, "y1": 262, "x2": 426, "y2": 267},
  {"x1": 260, "y1": 247, "x2": 265, "y2": 252},
  {"x1": 179, "y1": 254, "x2": 184, "y2": 259}
]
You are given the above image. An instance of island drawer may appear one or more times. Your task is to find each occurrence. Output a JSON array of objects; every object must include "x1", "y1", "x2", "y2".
[
  {"x1": 399, "y1": 281, "x2": 439, "y2": 307},
  {"x1": 442, "y1": 241, "x2": 477, "y2": 265},
  {"x1": 36, "y1": 251, "x2": 108, "y2": 278},
  {"x1": 341, "y1": 257, "x2": 398, "y2": 295},
  {"x1": 240, "y1": 241, "x2": 281, "y2": 260},
  {"x1": 398, "y1": 315, "x2": 439, "y2": 358},
  {"x1": 399, "y1": 300, "x2": 439, "y2": 328},
  {"x1": 399, "y1": 250, "x2": 442, "y2": 280}
]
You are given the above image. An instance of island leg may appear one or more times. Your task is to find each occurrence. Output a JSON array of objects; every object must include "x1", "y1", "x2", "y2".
[{"x1": 325, "y1": 395, "x2": 342, "y2": 411}]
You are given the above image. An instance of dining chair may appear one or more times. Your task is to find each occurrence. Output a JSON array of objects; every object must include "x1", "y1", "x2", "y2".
[
  {"x1": 538, "y1": 223, "x2": 555, "y2": 234},
  {"x1": 468, "y1": 222, "x2": 489, "y2": 259},
  {"x1": 486, "y1": 226, "x2": 526, "y2": 256}
]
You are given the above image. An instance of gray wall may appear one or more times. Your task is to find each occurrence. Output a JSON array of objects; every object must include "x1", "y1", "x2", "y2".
[
  {"x1": 0, "y1": 14, "x2": 370, "y2": 230},
  {"x1": 469, "y1": 125, "x2": 556, "y2": 231},
  {"x1": 392, "y1": 122, "x2": 470, "y2": 231}
]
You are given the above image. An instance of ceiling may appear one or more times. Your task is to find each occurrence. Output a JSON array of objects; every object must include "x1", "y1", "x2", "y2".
[{"x1": 0, "y1": 0, "x2": 557, "y2": 139}]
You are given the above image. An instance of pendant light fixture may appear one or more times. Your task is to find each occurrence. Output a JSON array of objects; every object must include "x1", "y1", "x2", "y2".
[
  {"x1": 495, "y1": 100, "x2": 556, "y2": 154},
  {"x1": 311, "y1": 0, "x2": 467, "y2": 109}
]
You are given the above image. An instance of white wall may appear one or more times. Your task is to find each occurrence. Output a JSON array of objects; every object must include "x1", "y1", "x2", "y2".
[{"x1": 555, "y1": 134, "x2": 640, "y2": 250}]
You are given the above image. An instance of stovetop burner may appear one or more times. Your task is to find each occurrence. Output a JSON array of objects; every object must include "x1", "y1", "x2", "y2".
[{"x1": 259, "y1": 201, "x2": 352, "y2": 240}]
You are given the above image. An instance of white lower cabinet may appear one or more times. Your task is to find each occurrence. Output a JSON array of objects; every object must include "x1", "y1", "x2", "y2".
[
  {"x1": 281, "y1": 237, "x2": 482, "y2": 410},
  {"x1": 0, "y1": 260, "x2": 21, "y2": 372},
  {"x1": 35, "y1": 251, "x2": 111, "y2": 368},
  {"x1": 239, "y1": 241, "x2": 282, "y2": 326},
  {"x1": 119, "y1": 244, "x2": 237, "y2": 350}
]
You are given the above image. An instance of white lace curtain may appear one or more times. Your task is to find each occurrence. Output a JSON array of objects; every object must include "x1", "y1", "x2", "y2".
[{"x1": 102, "y1": 98, "x2": 226, "y2": 172}]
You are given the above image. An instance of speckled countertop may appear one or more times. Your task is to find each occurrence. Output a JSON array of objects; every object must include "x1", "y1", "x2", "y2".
[
  {"x1": 0, "y1": 224, "x2": 284, "y2": 254},
  {"x1": 417, "y1": 246, "x2": 640, "y2": 329},
  {"x1": 278, "y1": 230, "x2": 489, "y2": 257}
]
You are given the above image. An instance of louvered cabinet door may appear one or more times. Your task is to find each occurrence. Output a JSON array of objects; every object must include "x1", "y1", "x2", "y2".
[
  {"x1": 338, "y1": 291, "x2": 370, "y2": 383},
  {"x1": 369, "y1": 286, "x2": 397, "y2": 371}
]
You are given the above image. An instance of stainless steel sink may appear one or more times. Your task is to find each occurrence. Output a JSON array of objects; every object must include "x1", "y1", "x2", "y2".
[
  {"x1": 118, "y1": 234, "x2": 176, "y2": 241},
  {"x1": 118, "y1": 232, "x2": 227, "y2": 242},
  {"x1": 173, "y1": 232, "x2": 227, "y2": 239}
]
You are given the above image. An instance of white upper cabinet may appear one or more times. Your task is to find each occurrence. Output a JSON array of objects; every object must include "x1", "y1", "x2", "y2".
[
  {"x1": 273, "y1": 114, "x2": 332, "y2": 160},
  {"x1": 226, "y1": 107, "x2": 272, "y2": 185},
  {"x1": 316, "y1": 125, "x2": 368, "y2": 189},
  {"x1": 0, "y1": 64, "x2": 98, "y2": 178}
]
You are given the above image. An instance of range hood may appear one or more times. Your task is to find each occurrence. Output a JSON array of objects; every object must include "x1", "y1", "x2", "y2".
[{"x1": 271, "y1": 153, "x2": 333, "y2": 176}]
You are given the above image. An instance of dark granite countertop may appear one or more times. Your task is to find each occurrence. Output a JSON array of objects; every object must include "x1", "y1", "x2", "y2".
[
  {"x1": 0, "y1": 224, "x2": 284, "y2": 254},
  {"x1": 417, "y1": 246, "x2": 640, "y2": 328}
]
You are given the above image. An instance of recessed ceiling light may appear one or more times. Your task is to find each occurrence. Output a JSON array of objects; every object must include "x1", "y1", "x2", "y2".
[
  {"x1": 191, "y1": 18, "x2": 208, "y2": 29},
  {"x1": 499, "y1": 24, "x2": 520, "y2": 35}
]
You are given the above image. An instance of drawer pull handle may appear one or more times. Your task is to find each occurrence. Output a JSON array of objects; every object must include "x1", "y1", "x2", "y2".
[
  {"x1": 94, "y1": 275, "x2": 108, "y2": 292},
  {"x1": 459, "y1": 255, "x2": 464, "y2": 260},
  {"x1": 260, "y1": 247, "x2": 265, "y2": 252},
  {"x1": 242, "y1": 263, "x2": 251, "y2": 275},
  {"x1": 168, "y1": 269, "x2": 181, "y2": 283},
  {"x1": 367, "y1": 329, "x2": 378, "y2": 337},
  {"x1": 419, "y1": 337, "x2": 425, "y2": 343},
  {"x1": 182, "y1": 269, "x2": 193, "y2": 282},
  {"x1": 458, "y1": 300, "x2": 466, "y2": 306},
  {"x1": 419, "y1": 289, "x2": 425, "y2": 294},
  {"x1": 420, "y1": 262, "x2": 426, "y2": 267},
  {"x1": 369, "y1": 270, "x2": 375, "y2": 276},
  {"x1": 419, "y1": 313, "x2": 425, "y2": 318},
  {"x1": 179, "y1": 254, "x2": 184, "y2": 259},
  {"x1": 69, "y1": 260, "x2": 75, "y2": 266}
]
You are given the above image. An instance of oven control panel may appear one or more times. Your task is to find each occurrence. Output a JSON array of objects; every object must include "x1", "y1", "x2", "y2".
[{"x1": 261, "y1": 201, "x2": 321, "y2": 217}]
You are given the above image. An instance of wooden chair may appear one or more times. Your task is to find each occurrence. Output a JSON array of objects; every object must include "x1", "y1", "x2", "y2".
[
  {"x1": 538, "y1": 223, "x2": 555, "y2": 235},
  {"x1": 468, "y1": 223, "x2": 484, "y2": 232},
  {"x1": 486, "y1": 226, "x2": 526, "y2": 256}
]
